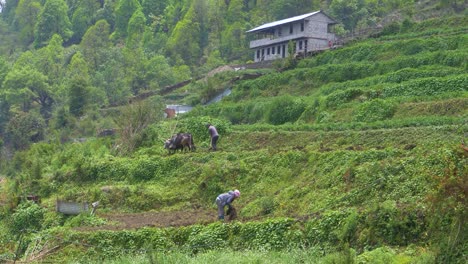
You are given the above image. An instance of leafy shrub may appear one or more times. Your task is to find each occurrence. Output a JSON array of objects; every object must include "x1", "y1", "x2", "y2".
[
  {"x1": 5, "y1": 111, "x2": 45, "y2": 150},
  {"x1": 381, "y1": 21, "x2": 402, "y2": 36},
  {"x1": 381, "y1": 75, "x2": 468, "y2": 98},
  {"x1": 235, "y1": 218, "x2": 297, "y2": 250},
  {"x1": 87, "y1": 157, "x2": 131, "y2": 181},
  {"x1": 8, "y1": 201, "x2": 46, "y2": 234},
  {"x1": 178, "y1": 116, "x2": 232, "y2": 144},
  {"x1": 354, "y1": 99, "x2": 396, "y2": 122},
  {"x1": 266, "y1": 96, "x2": 306, "y2": 125},
  {"x1": 325, "y1": 88, "x2": 364, "y2": 108},
  {"x1": 186, "y1": 223, "x2": 229, "y2": 253},
  {"x1": 130, "y1": 157, "x2": 162, "y2": 181},
  {"x1": 64, "y1": 214, "x2": 107, "y2": 228}
]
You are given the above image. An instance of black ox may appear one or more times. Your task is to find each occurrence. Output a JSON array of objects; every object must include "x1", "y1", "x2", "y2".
[{"x1": 164, "y1": 133, "x2": 196, "y2": 153}]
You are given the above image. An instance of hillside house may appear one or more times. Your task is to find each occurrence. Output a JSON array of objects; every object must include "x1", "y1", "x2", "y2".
[{"x1": 247, "y1": 11, "x2": 337, "y2": 62}]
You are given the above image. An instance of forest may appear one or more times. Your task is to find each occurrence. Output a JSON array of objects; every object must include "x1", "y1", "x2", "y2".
[{"x1": 0, "y1": 0, "x2": 467, "y2": 263}]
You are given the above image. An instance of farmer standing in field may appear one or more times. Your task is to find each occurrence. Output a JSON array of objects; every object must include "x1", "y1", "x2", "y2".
[
  {"x1": 206, "y1": 123, "x2": 219, "y2": 151},
  {"x1": 215, "y1": 189, "x2": 240, "y2": 220}
]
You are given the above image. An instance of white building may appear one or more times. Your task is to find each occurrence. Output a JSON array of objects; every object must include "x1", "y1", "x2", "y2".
[{"x1": 247, "y1": 11, "x2": 338, "y2": 62}]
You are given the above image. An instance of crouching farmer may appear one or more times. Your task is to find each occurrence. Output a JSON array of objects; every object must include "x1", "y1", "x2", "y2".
[{"x1": 215, "y1": 189, "x2": 240, "y2": 220}]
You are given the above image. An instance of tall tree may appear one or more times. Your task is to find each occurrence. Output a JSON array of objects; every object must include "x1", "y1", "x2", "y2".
[
  {"x1": 5, "y1": 111, "x2": 45, "y2": 150},
  {"x1": 67, "y1": 52, "x2": 90, "y2": 117},
  {"x1": 15, "y1": 0, "x2": 42, "y2": 46},
  {"x1": 2, "y1": 66, "x2": 51, "y2": 115},
  {"x1": 329, "y1": 0, "x2": 367, "y2": 31},
  {"x1": 92, "y1": 47, "x2": 130, "y2": 106},
  {"x1": 0, "y1": 12, "x2": 18, "y2": 55},
  {"x1": 80, "y1": 19, "x2": 111, "y2": 70},
  {"x1": 141, "y1": 0, "x2": 168, "y2": 18},
  {"x1": 112, "y1": 0, "x2": 141, "y2": 40},
  {"x1": 35, "y1": 34, "x2": 65, "y2": 90},
  {"x1": 0, "y1": 56, "x2": 12, "y2": 133},
  {"x1": 33, "y1": 0, "x2": 72, "y2": 48},
  {"x1": 145, "y1": 55, "x2": 176, "y2": 88},
  {"x1": 126, "y1": 8, "x2": 146, "y2": 48},
  {"x1": 70, "y1": 0, "x2": 100, "y2": 43},
  {"x1": 113, "y1": 96, "x2": 164, "y2": 155},
  {"x1": 166, "y1": 0, "x2": 207, "y2": 65}
]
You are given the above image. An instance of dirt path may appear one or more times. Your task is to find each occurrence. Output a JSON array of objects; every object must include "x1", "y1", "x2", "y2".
[{"x1": 76, "y1": 209, "x2": 217, "y2": 231}]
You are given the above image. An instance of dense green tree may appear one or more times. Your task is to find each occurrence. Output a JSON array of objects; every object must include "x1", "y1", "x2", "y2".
[
  {"x1": 141, "y1": 0, "x2": 168, "y2": 18},
  {"x1": 36, "y1": 34, "x2": 65, "y2": 85},
  {"x1": 92, "y1": 47, "x2": 130, "y2": 106},
  {"x1": 166, "y1": 0, "x2": 207, "y2": 65},
  {"x1": 270, "y1": 0, "x2": 319, "y2": 19},
  {"x1": 0, "y1": 13, "x2": 18, "y2": 55},
  {"x1": 67, "y1": 52, "x2": 90, "y2": 117},
  {"x1": 114, "y1": 96, "x2": 164, "y2": 155},
  {"x1": 70, "y1": 0, "x2": 100, "y2": 43},
  {"x1": 163, "y1": 0, "x2": 190, "y2": 30},
  {"x1": 126, "y1": 8, "x2": 146, "y2": 48},
  {"x1": 0, "y1": 56, "x2": 10, "y2": 86},
  {"x1": 122, "y1": 46, "x2": 152, "y2": 95},
  {"x1": 145, "y1": 55, "x2": 176, "y2": 88},
  {"x1": 15, "y1": 0, "x2": 42, "y2": 46},
  {"x1": 2, "y1": 66, "x2": 51, "y2": 115},
  {"x1": 5, "y1": 111, "x2": 45, "y2": 150},
  {"x1": 329, "y1": 0, "x2": 367, "y2": 31},
  {"x1": 80, "y1": 19, "x2": 111, "y2": 71},
  {"x1": 1, "y1": 0, "x2": 19, "y2": 25},
  {"x1": 112, "y1": 0, "x2": 141, "y2": 40},
  {"x1": 94, "y1": 0, "x2": 117, "y2": 30},
  {"x1": 33, "y1": 0, "x2": 72, "y2": 48},
  {"x1": 220, "y1": 21, "x2": 247, "y2": 61}
]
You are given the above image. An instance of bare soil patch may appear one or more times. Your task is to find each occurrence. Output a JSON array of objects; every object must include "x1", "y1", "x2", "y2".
[{"x1": 76, "y1": 209, "x2": 217, "y2": 231}]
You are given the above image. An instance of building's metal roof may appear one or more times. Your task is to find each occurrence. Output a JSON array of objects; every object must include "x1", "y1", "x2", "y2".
[{"x1": 246, "y1": 11, "x2": 336, "y2": 33}]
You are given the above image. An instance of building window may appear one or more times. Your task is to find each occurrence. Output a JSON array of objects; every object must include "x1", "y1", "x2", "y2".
[
  {"x1": 267, "y1": 48, "x2": 270, "y2": 55},
  {"x1": 256, "y1": 50, "x2": 260, "y2": 59},
  {"x1": 301, "y1": 22, "x2": 304, "y2": 32},
  {"x1": 299, "y1": 41, "x2": 303, "y2": 50},
  {"x1": 272, "y1": 46, "x2": 275, "y2": 54},
  {"x1": 290, "y1": 24, "x2": 293, "y2": 34},
  {"x1": 261, "y1": 49, "x2": 265, "y2": 60},
  {"x1": 277, "y1": 46, "x2": 281, "y2": 54},
  {"x1": 278, "y1": 28, "x2": 282, "y2": 36}
]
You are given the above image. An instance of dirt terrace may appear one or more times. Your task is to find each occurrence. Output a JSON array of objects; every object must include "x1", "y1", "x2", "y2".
[{"x1": 75, "y1": 209, "x2": 218, "y2": 231}]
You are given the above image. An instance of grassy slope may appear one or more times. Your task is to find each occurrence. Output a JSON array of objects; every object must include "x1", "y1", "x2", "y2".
[
  {"x1": 1, "y1": 14, "x2": 467, "y2": 263},
  {"x1": 36, "y1": 13, "x2": 467, "y2": 224}
]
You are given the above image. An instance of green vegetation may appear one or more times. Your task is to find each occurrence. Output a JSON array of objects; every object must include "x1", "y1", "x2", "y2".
[{"x1": 0, "y1": 0, "x2": 467, "y2": 263}]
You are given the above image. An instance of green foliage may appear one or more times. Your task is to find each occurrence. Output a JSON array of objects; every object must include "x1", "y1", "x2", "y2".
[
  {"x1": 0, "y1": 5, "x2": 467, "y2": 262},
  {"x1": 15, "y1": 0, "x2": 41, "y2": 45},
  {"x1": 353, "y1": 99, "x2": 396, "y2": 122},
  {"x1": 67, "y1": 52, "x2": 91, "y2": 117},
  {"x1": 266, "y1": 96, "x2": 306, "y2": 125},
  {"x1": 8, "y1": 201, "x2": 46, "y2": 234},
  {"x1": 114, "y1": 96, "x2": 165, "y2": 155},
  {"x1": 5, "y1": 111, "x2": 45, "y2": 150},
  {"x1": 64, "y1": 214, "x2": 107, "y2": 228},
  {"x1": 381, "y1": 75, "x2": 468, "y2": 98},
  {"x1": 130, "y1": 156, "x2": 163, "y2": 181},
  {"x1": 177, "y1": 116, "x2": 232, "y2": 144},
  {"x1": 33, "y1": 0, "x2": 73, "y2": 48},
  {"x1": 112, "y1": 0, "x2": 142, "y2": 40}
]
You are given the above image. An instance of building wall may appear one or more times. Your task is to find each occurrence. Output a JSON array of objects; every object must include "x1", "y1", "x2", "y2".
[{"x1": 251, "y1": 13, "x2": 336, "y2": 62}]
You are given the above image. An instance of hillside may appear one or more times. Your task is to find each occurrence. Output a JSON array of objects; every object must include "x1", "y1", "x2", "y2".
[{"x1": 0, "y1": 5, "x2": 467, "y2": 264}]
